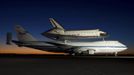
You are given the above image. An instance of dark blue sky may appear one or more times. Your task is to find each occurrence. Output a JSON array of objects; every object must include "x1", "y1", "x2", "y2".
[{"x1": 0, "y1": 0, "x2": 134, "y2": 48}]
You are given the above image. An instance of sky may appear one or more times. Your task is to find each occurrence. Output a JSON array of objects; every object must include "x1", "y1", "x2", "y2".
[{"x1": 0, "y1": 0, "x2": 134, "y2": 54}]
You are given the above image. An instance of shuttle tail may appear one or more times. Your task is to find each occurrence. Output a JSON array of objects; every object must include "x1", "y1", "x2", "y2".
[
  {"x1": 15, "y1": 25, "x2": 37, "y2": 41},
  {"x1": 49, "y1": 18, "x2": 64, "y2": 30}
]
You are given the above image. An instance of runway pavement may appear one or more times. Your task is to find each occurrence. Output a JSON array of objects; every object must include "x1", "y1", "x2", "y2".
[{"x1": 0, "y1": 54, "x2": 134, "y2": 75}]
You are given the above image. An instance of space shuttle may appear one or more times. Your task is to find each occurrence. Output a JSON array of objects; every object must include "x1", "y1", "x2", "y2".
[{"x1": 42, "y1": 18, "x2": 108, "y2": 40}]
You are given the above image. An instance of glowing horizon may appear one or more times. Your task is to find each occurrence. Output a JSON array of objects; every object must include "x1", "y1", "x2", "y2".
[{"x1": 0, "y1": 44, "x2": 65, "y2": 54}]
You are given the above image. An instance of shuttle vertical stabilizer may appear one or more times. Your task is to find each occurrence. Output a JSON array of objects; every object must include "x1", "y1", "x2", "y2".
[{"x1": 49, "y1": 18, "x2": 64, "y2": 30}]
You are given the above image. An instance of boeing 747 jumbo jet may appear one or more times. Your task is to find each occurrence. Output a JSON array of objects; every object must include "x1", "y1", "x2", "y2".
[
  {"x1": 42, "y1": 18, "x2": 108, "y2": 40},
  {"x1": 6, "y1": 25, "x2": 127, "y2": 56}
]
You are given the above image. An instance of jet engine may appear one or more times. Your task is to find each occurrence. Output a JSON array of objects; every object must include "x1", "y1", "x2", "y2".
[{"x1": 74, "y1": 48, "x2": 95, "y2": 55}]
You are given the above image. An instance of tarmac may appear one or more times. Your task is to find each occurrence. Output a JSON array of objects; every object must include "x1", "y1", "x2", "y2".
[{"x1": 0, "y1": 54, "x2": 134, "y2": 75}]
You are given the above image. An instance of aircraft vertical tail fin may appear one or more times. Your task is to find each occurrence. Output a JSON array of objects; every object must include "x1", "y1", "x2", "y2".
[
  {"x1": 49, "y1": 18, "x2": 64, "y2": 30},
  {"x1": 15, "y1": 25, "x2": 37, "y2": 41}
]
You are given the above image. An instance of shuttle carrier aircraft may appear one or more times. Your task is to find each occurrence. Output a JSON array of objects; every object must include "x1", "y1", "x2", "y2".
[
  {"x1": 42, "y1": 18, "x2": 107, "y2": 40},
  {"x1": 6, "y1": 25, "x2": 127, "y2": 56}
]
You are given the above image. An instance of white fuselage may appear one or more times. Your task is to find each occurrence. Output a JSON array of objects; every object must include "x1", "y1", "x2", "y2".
[
  {"x1": 59, "y1": 40, "x2": 127, "y2": 54},
  {"x1": 64, "y1": 29, "x2": 105, "y2": 37},
  {"x1": 43, "y1": 29, "x2": 107, "y2": 40}
]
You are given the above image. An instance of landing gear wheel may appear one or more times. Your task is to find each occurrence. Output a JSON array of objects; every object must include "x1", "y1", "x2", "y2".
[{"x1": 114, "y1": 52, "x2": 118, "y2": 56}]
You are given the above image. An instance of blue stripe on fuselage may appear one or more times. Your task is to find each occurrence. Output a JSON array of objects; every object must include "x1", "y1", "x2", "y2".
[{"x1": 75, "y1": 46, "x2": 126, "y2": 48}]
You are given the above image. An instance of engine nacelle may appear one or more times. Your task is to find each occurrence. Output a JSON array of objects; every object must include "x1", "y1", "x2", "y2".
[
  {"x1": 74, "y1": 48, "x2": 95, "y2": 55},
  {"x1": 80, "y1": 50, "x2": 95, "y2": 55},
  {"x1": 87, "y1": 50, "x2": 95, "y2": 54}
]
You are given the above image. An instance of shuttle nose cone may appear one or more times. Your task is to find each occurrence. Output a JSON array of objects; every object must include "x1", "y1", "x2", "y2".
[{"x1": 100, "y1": 32, "x2": 108, "y2": 36}]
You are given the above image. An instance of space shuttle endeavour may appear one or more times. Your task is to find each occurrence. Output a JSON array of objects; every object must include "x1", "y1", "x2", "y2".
[{"x1": 42, "y1": 18, "x2": 108, "y2": 40}]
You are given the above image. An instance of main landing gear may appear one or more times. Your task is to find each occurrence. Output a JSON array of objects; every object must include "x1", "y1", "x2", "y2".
[{"x1": 114, "y1": 52, "x2": 118, "y2": 56}]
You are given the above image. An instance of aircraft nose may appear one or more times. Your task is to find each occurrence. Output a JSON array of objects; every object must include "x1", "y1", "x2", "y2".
[
  {"x1": 120, "y1": 42, "x2": 128, "y2": 50},
  {"x1": 123, "y1": 45, "x2": 128, "y2": 50}
]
